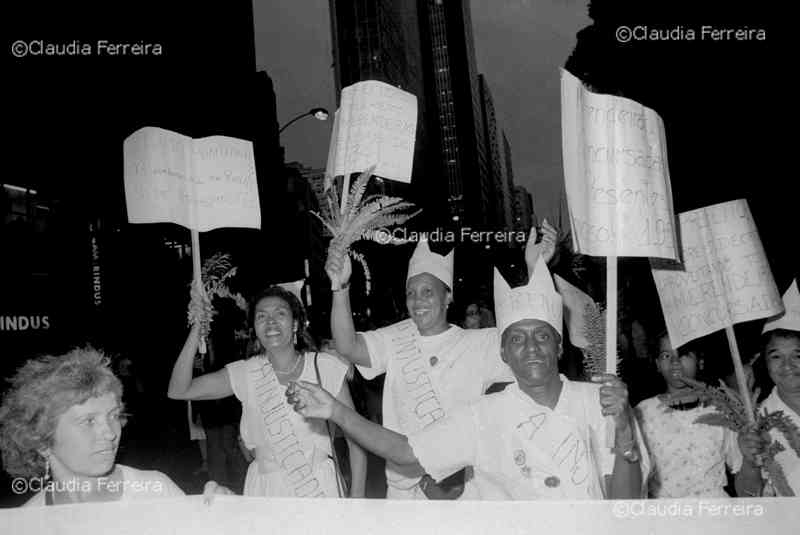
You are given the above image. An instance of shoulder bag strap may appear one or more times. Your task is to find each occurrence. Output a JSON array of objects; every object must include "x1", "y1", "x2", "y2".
[{"x1": 315, "y1": 352, "x2": 348, "y2": 498}]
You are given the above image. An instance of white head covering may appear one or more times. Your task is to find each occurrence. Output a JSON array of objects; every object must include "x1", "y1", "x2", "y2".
[
  {"x1": 277, "y1": 279, "x2": 304, "y2": 303},
  {"x1": 494, "y1": 257, "x2": 563, "y2": 339},
  {"x1": 762, "y1": 279, "x2": 800, "y2": 334},
  {"x1": 406, "y1": 236, "x2": 454, "y2": 289}
]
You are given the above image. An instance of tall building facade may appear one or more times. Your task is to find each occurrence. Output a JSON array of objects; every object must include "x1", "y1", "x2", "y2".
[
  {"x1": 513, "y1": 185, "x2": 535, "y2": 233},
  {"x1": 328, "y1": 0, "x2": 426, "y2": 216},
  {"x1": 417, "y1": 0, "x2": 489, "y2": 230},
  {"x1": 478, "y1": 74, "x2": 507, "y2": 230},
  {"x1": 329, "y1": 0, "x2": 494, "y2": 232},
  {"x1": 501, "y1": 132, "x2": 517, "y2": 232}
]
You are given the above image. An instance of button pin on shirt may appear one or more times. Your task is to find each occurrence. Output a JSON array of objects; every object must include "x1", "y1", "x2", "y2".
[{"x1": 429, "y1": 356, "x2": 438, "y2": 366}]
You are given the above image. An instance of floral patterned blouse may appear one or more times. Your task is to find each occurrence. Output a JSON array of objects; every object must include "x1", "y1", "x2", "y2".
[{"x1": 635, "y1": 396, "x2": 742, "y2": 498}]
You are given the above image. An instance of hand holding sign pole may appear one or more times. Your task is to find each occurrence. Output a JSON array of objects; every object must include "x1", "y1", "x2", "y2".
[
  {"x1": 124, "y1": 126, "x2": 261, "y2": 354},
  {"x1": 561, "y1": 69, "x2": 679, "y2": 449}
]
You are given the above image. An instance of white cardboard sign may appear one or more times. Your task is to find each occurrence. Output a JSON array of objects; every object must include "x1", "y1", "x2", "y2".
[
  {"x1": 561, "y1": 69, "x2": 677, "y2": 259},
  {"x1": 124, "y1": 127, "x2": 260, "y2": 232},
  {"x1": 325, "y1": 80, "x2": 417, "y2": 186},
  {"x1": 651, "y1": 199, "x2": 783, "y2": 348}
]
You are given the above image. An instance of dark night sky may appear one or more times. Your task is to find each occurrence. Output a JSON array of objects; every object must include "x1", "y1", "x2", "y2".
[{"x1": 253, "y1": 0, "x2": 590, "y2": 224}]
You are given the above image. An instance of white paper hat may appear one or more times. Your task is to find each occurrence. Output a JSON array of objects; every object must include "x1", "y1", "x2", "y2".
[
  {"x1": 762, "y1": 280, "x2": 800, "y2": 334},
  {"x1": 494, "y1": 257, "x2": 563, "y2": 339},
  {"x1": 406, "y1": 236, "x2": 454, "y2": 289},
  {"x1": 277, "y1": 279, "x2": 304, "y2": 303}
]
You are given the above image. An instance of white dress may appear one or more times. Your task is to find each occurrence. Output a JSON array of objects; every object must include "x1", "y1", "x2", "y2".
[
  {"x1": 407, "y1": 376, "x2": 650, "y2": 500},
  {"x1": 358, "y1": 320, "x2": 513, "y2": 499},
  {"x1": 226, "y1": 352, "x2": 347, "y2": 497},
  {"x1": 635, "y1": 396, "x2": 742, "y2": 498}
]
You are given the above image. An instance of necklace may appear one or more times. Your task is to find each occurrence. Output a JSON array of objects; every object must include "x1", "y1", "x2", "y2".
[{"x1": 273, "y1": 353, "x2": 303, "y2": 376}]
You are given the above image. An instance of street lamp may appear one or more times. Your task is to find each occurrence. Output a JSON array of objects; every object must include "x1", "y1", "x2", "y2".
[{"x1": 279, "y1": 107, "x2": 330, "y2": 134}]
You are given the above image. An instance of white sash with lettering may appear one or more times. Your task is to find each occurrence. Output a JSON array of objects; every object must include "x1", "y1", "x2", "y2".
[
  {"x1": 386, "y1": 319, "x2": 453, "y2": 488},
  {"x1": 510, "y1": 390, "x2": 604, "y2": 499},
  {"x1": 250, "y1": 359, "x2": 328, "y2": 497}
]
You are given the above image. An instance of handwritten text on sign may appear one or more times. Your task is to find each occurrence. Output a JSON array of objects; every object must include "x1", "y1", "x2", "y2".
[
  {"x1": 651, "y1": 200, "x2": 783, "y2": 348},
  {"x1": 561, "y1": 69, "x2": 677, "y2": 259},
  {"x1": 124, "y1": 127, "x2": 260, "y2": 232},
  {"x1": 327, "y1": 80, "x2": 417, "y2": 184}
]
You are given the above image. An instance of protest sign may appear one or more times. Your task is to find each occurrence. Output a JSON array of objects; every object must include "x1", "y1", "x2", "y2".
[
  {"x1": 123, "y1": 126, "x2": 260, "y2": 232},
  {"x1": 651, "y1": 199, "x2": 783, "y2": 349},
  {"x1": 561, "y1": 69, "x2": 677, "y2": 260},
  {"x1": 326, "y1": 80, "x2": 417, "y2": 185}
]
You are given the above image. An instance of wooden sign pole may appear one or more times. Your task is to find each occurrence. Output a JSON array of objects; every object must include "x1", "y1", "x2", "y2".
[
  {"x1": 725, "y1": 325, "x2": 756, "y2": 423},
  {"x1": 191, "y1": 228, "x2": 206, "y2": 354},
  {"x1": 605, "y1": 256, "x2": 618, "y2": 447}
]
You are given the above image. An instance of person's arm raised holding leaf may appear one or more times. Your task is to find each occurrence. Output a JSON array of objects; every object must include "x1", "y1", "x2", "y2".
[{"x1": 326, "y1": 240, "x2": 372, "y2": 367}]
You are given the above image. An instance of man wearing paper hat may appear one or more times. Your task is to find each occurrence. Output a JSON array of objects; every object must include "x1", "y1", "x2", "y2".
[
  {"x1": 290, "y1": 257, "x2": 648, "y2": 499},
  {"x1": 737, "y1": 280, "x2": 800, "y2": 496},
  {"x1": 324, "y1": 226, "x2": 553, "y2": 499}
]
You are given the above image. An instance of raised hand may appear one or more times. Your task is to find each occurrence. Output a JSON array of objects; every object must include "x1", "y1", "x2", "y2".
[
  {"x1": 325, "y1": 241, "x2": 352, "y2": 290},
  {"x1": 187, "y1": 282, "x2": 214, "y2": 336},
  {"x1": 285, "y1": 380, "x2": 338, "y2": 420},
  {"x1": 592, "y1": 374, "x2": 634, "y2": 433},
  {"x1": 525, "y1": 218, "x2": 558, "y2": 270}
]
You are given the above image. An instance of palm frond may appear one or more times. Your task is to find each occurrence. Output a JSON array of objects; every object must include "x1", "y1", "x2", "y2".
[
  {"x1": 345, "y1": 166, "x2": 377, "y2": 220},
  {"x1": 581, "y1": 303, "x2": 620, "y2": 376},
  {"x1": 665, "y1": 378, "x2": 799, "y2": 497},
  {"x1": 313, "y1": 167, "x2": 421, "y2": 295},
  {"x1": 189, "y1": 253, "x2": 248, "y2": 338}
]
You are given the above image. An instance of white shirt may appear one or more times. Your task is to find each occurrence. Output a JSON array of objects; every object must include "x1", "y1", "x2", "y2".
[
  {"x1": 407, "y1": 376, "x2": 650, "y2": 500},
  {"x1": 358, "y1": 320, "x2": 513, "y2": 495},
  {"x1": 636, "y1": 396, "x2": 742, "y2": 497},
  {"x1": 760, "y1": 388, "x2": 800, "y2": 495}
]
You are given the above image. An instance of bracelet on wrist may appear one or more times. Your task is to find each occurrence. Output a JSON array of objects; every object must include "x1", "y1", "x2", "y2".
[{"x1": 332, "y1": 281, "x2": 350, "y2": 292}]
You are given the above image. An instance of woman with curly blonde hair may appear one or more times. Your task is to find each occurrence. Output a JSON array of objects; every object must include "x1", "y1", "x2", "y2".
[{"x1": 0, "y1": 347, "x2": 185, "y2": 506}]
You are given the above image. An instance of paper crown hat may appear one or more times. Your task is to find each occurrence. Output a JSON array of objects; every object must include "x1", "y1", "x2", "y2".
[
  {"x1": 494, "y1": 257, "x2": 563, "y2": 338},
  {"x1": 762, "y1": 279, "x2": 800, "y2": 334},
  {"x1": 406, "y1": 236, "x2": 454, "y2": 289},
  {"x1": 277, "y1": 279, "x2": 304, "y2": 303}
]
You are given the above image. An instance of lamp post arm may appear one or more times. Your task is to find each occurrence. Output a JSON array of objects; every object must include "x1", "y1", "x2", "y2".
[{"x1": 279, "y1": 112, "x2": 311, "y2": 134}]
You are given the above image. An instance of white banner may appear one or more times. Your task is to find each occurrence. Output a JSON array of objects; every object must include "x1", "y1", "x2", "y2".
[
  {"x1": 561, "y1": 69, "x2": 677, "y2": 259},
  {"x1": 326, "y1": 80, "x2": 417, "y2": 184},
  {"x1": 123, "y1": 127, "x2": 260, "y2": 232},
  {"x1": 651, "y1": 199, "x2": 783, "y2": 348},
  {"x1": 1, "y1": 496, "x2": 794, "y2": 535}
]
